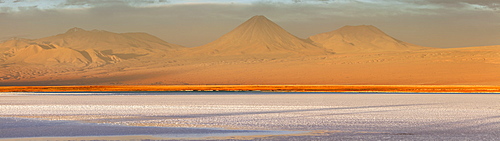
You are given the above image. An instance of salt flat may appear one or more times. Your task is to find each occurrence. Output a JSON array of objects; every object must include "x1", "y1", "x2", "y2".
[{"x1": 0, "y1": 93, "x2": 499, "y2": 140}]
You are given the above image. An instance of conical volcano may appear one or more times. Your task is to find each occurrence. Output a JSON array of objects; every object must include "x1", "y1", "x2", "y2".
[
  {"x1": 309, "y1": 25, "x2": 428, "y2": 53},
  {"x1": 195, "y1": 15, "x2": 331, "y2": 56}
]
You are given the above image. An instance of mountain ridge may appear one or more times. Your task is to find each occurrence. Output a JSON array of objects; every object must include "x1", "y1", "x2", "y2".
[
  {"x1": 0, "y1": 27, "x2": 184, "y2": 67},
  {"x1": 36, "y1": 27, "x2": 184, "y2": 55}
]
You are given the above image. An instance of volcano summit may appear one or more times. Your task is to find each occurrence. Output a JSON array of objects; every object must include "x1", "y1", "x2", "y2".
[{"x1": 193, "y1": 15, "x2": 332, "y2": 56}]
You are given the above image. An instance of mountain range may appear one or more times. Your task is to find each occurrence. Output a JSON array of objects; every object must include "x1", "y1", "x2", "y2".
[{"x1": 0, "y1": 15, "x2": 498, "y2": 85}]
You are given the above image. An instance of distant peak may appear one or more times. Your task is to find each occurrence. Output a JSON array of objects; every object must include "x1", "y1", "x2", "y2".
[
  {"x1": 248, "y1": 15, "x2": 270, "y2": 21},
  {"x1": 340, "y1": 25, "x2": 377, "y2": 29},
  {"x1": 336, "y1": 25, "x2": 385, "y2": 34},
  {"x1": 66, "y1": 27, "x2": 86, "y2": 33},
  {"x1": 252, "y1": 15, "x2": 266, "y2": 18}
]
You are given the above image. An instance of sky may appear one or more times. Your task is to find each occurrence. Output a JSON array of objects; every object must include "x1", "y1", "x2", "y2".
[{"x1": 0, "y1": 0, "x2": 499, "y2": 48}]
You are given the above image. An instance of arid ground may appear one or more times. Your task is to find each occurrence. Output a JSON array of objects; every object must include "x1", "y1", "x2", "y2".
[
  {"x1": 1, "y1": 85, "x2": 500, "y2": 93},
  {"x1": 1, "y1": 16, "x2": 499, "y2": 85}
]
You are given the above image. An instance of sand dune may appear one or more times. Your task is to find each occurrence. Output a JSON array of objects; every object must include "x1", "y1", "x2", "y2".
[{"x1": 0, "y1": 15, "x2": 498, "y2": 85}]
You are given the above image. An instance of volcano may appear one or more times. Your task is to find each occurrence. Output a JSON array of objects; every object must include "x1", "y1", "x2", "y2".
[
  {"x1": 194, "y1": 15, "x2": 332, "y2": 56},
  {"x1": 309, "y1": 25, "x2": 428, "y2": 53}
]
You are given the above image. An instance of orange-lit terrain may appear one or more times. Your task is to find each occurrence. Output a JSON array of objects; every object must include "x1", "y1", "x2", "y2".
[
  {"x1": 0, "y1": 16, "x2": 499, "y2": 86},
  {"x1": 1, "y1": 85, "x2": 499, "y2": 93},
  {"x1": 2, "y1": 1, "x2": 500, "y2": 140}
]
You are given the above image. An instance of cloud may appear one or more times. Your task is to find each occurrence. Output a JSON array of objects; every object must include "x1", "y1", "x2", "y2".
[
  {"x1": 395, "y1": 0, "x2": 500, "y2": 11},
  {"x1": 0, "y1": 0, "x2": 173, "y2": 12},
  {"x1": 2, "y1": 0, "x2": 497, "y2": 14},
  {"x1": 0, "y1": 6, "x2": 11, "y2": 13},
  {"x1": 63, "y1": 0, "x2": 130, "y2": 7}
]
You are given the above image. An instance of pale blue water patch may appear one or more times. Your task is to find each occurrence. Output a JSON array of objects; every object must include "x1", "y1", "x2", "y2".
[{"x1": 0, "y1": 117, "x2": 304, "y2": 139}]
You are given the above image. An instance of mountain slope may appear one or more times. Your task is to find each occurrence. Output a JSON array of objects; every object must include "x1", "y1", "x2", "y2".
[
  {"x1": 35, "y1": 28, "x2": 184, "y2": 57},
  {"x1": 193, "y1": 15, "x2": 331, "y2": 56},
  {"x1": 0, "y1": 28, "x2": 184, "y2": 65},
  {"x1": 0, "y1": 38, "x2": 33, "y2": 52},
  {"x1": 4, "y1": 44, "x2": 120, "y2": 67},
  {"x1": 309, "y1": 25, "x2": 429, "y2": 53}
]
